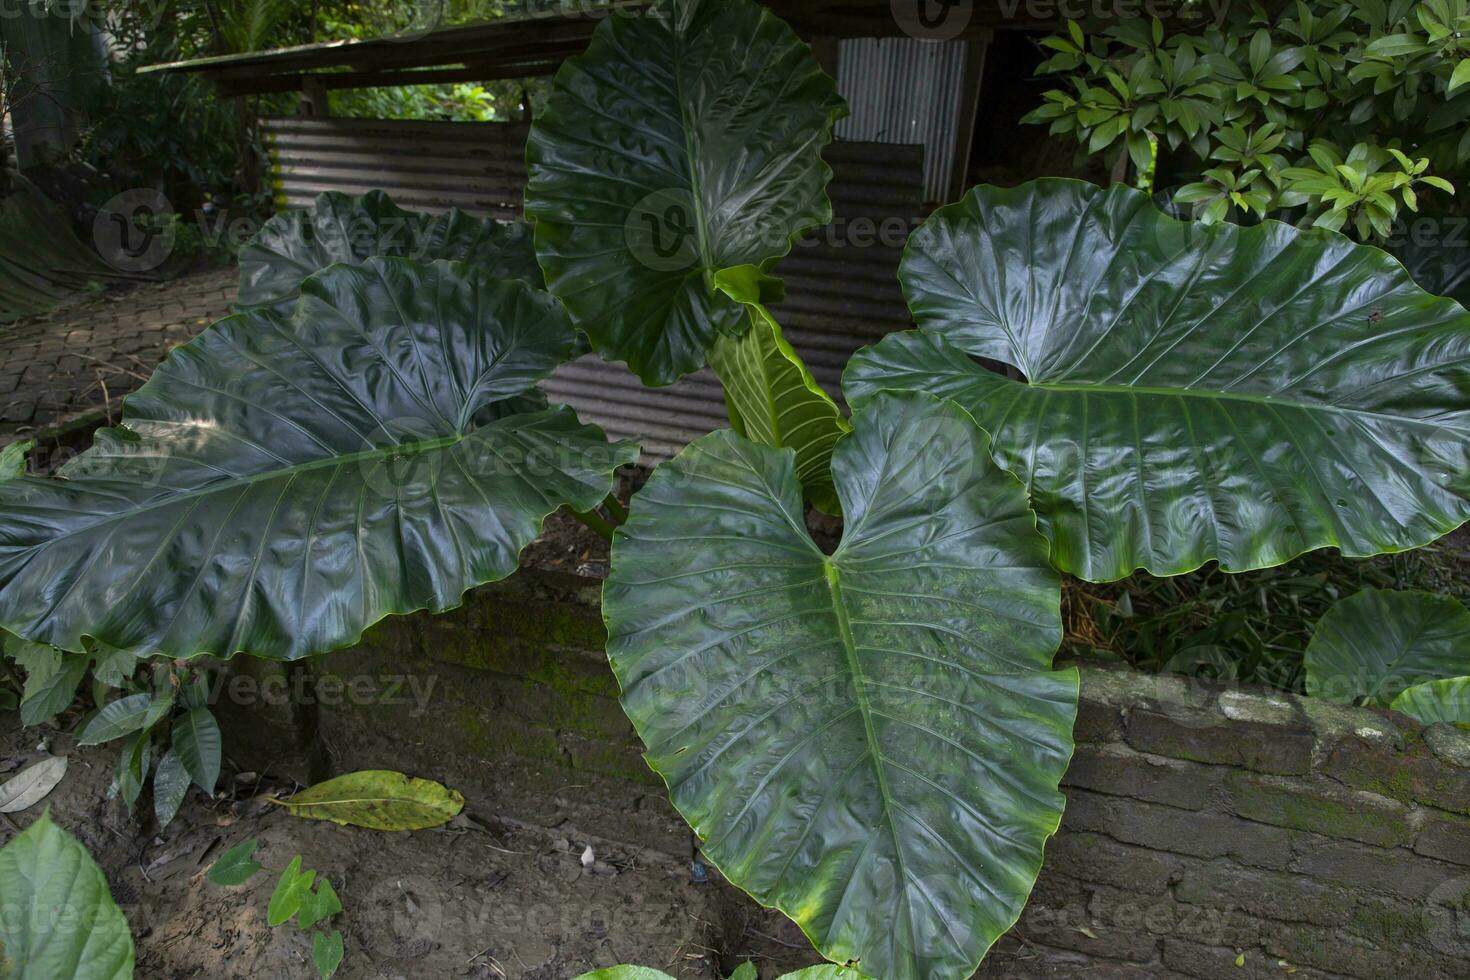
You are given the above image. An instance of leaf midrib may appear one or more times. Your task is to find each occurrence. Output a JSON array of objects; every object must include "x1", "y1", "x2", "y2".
[
  {"x1": 821, "y1": 557, "x2": 915, "y2": 956},
  {"x1": 671, "y1": 19, "x2": 717, "y2": 286},
  {"x1": 7, "y1": 430, "x2": 472, "y2": 554},
  {"x1": 1027, "y1": 378, "x2": 1464, "y2": 429}
]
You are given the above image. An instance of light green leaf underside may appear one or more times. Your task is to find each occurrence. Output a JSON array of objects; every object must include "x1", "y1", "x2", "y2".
[
  {"x1": 605, "y1": 393, "x2": 1075, "y2": 980},
  {"x1": 0, "y1": 258, "x2": 636, "y2": 660},
  {"x1": 1391, "y1": 677, "x2": 1470, "y2": 727},
  {"x1": 709, "y1": 302, "x2": 850, "y2": 514},
  {"x1": 524, "y1": 0, "x2": 846, "y2": 385},
  {"x1": 238, "y1": 189, "x2": 542, "y2": 312},
  {"x1": 20, "y1": 652, "x2": 87, "y2": 727},
  {"x1": 1304, "y1": 588, "x2": 1470, "y2": 706},
  {"x1": 0, "y1": 439, "x2": 32, "y2": 482},
  {"x1": 847, "y1": 178, "x2": 1470, "y2": 582},
  {"x1": 0, "y1": 812, "x2": 135, "y2": 979}
]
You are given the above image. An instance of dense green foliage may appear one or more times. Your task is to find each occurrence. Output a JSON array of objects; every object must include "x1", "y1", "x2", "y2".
[
  {"x1": 1023, "y1": 1, "x2": 1469, "y2": 238},
  {"x1": 1063, "y1": 546, "x2": 1466, "y2": 690}
]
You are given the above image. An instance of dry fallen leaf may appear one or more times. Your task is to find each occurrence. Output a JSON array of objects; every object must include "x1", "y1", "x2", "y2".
[{"x1": 0, "y1": 755, "x2": 68, "y2": 812}]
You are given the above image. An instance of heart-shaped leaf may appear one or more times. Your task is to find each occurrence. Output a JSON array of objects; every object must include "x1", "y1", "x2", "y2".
[
  {"x1": 313, "y1": 929, "x2": 345, "y2": 980},
  {"x1": 1391, "y1": 677, "x2": 1470, "y2": 727},
  {"x1": 846, "y1": 178, "x2": 1470, "y2": 581},
  {"x1": 207, "y1": 838, "x2": 263, "y2": 886},
  {"x1": 238, "y1": 190, "x2": 542, "y2": 311},
  {"x1": 273, "y1": 770, "x2": 465, "y2": 830},
  {"x1": 0, "y1": 258, "x2": 636, "y2": 660},
  {"x1": 298, "y1": 878, "x2": 342, "y2": 930},
  {"x1": 268, "y1": 855, "x2": 316, "y2": 927},
  {"x1": 525, "y1": 0, "x2": 846, "y2": 385},
  {"x1": 0, "y1": 811, "x2": 134, "y2": 979},
  {"x1": 1304, "y1": 588, "x2": 1470, "y2": 706},
  {"x1": 605, "y1": 393, "x2": 1075, "y2": 980}
]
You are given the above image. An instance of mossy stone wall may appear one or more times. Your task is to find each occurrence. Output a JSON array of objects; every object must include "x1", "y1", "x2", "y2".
[{"x1": 215, "y1": 568, "x2": 1470, "y2": 978}]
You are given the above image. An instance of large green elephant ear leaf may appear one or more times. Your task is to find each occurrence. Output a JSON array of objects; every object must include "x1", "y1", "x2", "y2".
[
  {"x1": 524, "y1": 0, "x2": 846, "y2": 386},
  {"x1": 708, "y1": 267, "x2": 850, "y2": 515},
  {"x1": 0, "y1": 811, "x2": 134, "y2": 980},
  {"x1": 238, "y1": 190, "x2": 542, "y2": 311},
  {"x1": 1392, "y1": 677, "x2": 1470, "y2": 727},
  {"x1": 846, "y1": 178, "x2": 1470, "y2": 582},
  {"x1": 0, "y1": 258, "x2": 636, "y2": 660},
  {"x1": 1304, "y1": 588, "x2": 1470, "y2": 706},
  {"x1": 605, "y1": 393, "x2": 1075, "y2": 980}
]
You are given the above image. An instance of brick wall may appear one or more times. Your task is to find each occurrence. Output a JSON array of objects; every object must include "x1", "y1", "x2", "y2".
[{"x1": 217, "y1": 568, "x2": 1470, "y2": 980}]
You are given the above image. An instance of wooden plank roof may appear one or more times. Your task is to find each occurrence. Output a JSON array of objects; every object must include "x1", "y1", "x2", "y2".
[{"x1": 141, "y1": 1, "x2": 1049, "y2": 95}]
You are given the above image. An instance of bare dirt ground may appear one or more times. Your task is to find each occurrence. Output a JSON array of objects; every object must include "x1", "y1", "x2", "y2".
[{"x1": 0, "y1": 718, "x2": 730, "y2": 980}]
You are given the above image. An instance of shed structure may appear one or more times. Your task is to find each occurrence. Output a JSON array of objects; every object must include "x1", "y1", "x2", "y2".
[{"x1": 144, "y1": 2, "x2": 1028, "y2": 459}]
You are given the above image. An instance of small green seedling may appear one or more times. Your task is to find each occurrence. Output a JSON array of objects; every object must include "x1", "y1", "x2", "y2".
[{"x1": 207, "y1": 839, "x2": 345, "y2": 979}]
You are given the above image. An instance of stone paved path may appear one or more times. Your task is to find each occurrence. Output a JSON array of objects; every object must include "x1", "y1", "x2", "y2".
[{"x1": 1, "y1": 268, "x2": 237, "y2": 444}]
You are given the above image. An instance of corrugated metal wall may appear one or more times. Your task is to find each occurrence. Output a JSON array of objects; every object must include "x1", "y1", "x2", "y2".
[
  {"x1": 834, "y1": 37, "x2": 973, "y2": 203},
  {"x1": 261, "y1": 116, "x2": 926, "y2": 461},
  {"x1": 262, "y1": 116, "x2": 529, "y2": 217}
]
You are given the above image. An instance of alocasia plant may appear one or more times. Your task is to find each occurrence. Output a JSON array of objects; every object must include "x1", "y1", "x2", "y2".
[
  {"x1": 1392, "y1": 676, "x2": 1470, "y2": 726},
  {"x1": 524, "y1": 0, "x2": 846, "y2": 386},
  {"x1": 236, "y1": 189, "x2": 543, "y2": 312},
  {"x1": 846, "y1": 179, "x2": 1470, "y2": 582},
  {"x1": 706, "y1": 267, "x2": 850, "y2": 514},
  {"x1": 0, "y1": 258, "x2": 635, "y2": 659},
  {"x1": 1304, "y1": 588, "x2": 1470, "y2": 705},
  {"x1": 605, "y1": 393, "x2": 1076, "y2": 979},
  {"x1": 3, "y1": 0, "x2": 1470, "y2": 978}
]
